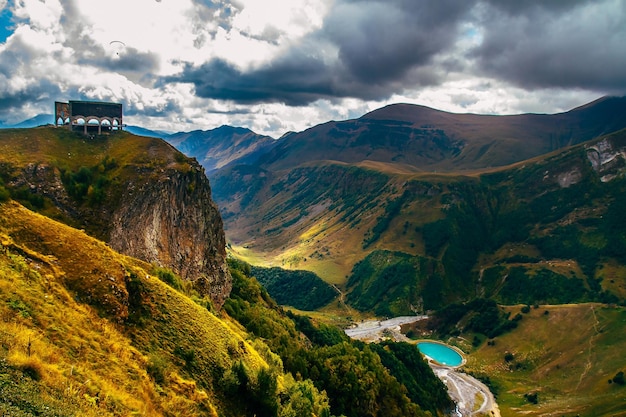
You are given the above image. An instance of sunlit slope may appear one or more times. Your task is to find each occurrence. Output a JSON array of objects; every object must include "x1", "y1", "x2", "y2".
[
  {"x1": 0, "y1": 201, "x2": 268, "y2": 416},
  {"x1": 0, "y1": 126, "x2": 194, "y2": 239},
  {"x1": 214, "y1": 129, "x2": 626, "y2": 313},
  {"x1": 213, "y1": 161, "x2": 456, "y2": 282},
  {"x1": 465, "y1": 303, "x2": 626, "y2": 417}
]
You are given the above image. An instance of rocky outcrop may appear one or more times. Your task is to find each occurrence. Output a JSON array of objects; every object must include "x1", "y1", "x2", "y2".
[
  {"x1": 108, "y1": 161, "x2": 231, "y2": 309},
  {"x1": 586, "y1": 136, "x2": 626, "y2": 182},
  {"x1": 5, "y1": 134, "x2": 232, "y2": 310}
]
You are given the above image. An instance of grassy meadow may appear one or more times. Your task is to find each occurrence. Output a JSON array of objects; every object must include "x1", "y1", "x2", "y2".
[{"x1": 462, "y1": 303, "x2": 626, "y2": 416}]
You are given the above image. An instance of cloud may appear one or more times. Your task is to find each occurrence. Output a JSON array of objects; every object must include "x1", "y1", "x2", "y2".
[
  {"x1": 166, "y1": 0, "x2": 477, "y2": 105},
  {"x1": 167, "y1": 0, "x2": 626, "y2": 108},
  {"x1": 0, "y1": 0, "x2": 624, "y2": 136},
  {"x1": 165, "y1": 53, "x2": 336, "y2": 106},
  {"x1": 473, "y1": 0, "x2": 626, "y2": 93},
  {"x1": 323, "y1": 0, "x2": 473, "y2": 84}
]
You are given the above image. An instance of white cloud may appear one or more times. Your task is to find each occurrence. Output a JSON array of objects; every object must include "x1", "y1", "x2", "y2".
[{"x1": 0, "y1": 0, "x2": 622, "y2": 137}]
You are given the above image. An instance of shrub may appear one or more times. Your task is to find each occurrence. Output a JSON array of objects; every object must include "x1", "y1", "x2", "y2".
[
  {"x1": 613, "y1": 371, "x2": 625, "y2": 385},
  {"x1": 0, "y1": 186, "x2": 10, "y2": 202},
  {"x1": 147, "y1": 354, "x2": 169, "y2": 385},
  {"x1": 524, "y1": 392, "x2": 538, "y2": 404},
  {"x1": 153, "y1": 266, "x2": 183, "y2": 291}
]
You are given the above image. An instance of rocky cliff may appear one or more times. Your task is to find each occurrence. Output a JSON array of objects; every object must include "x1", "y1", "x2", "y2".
[
  {"x1": 0, "y1": 128, "x2": 231, "y2": 309},
  {"x1": 108, "y1": 161, "x2": 232, "y2": 309}
]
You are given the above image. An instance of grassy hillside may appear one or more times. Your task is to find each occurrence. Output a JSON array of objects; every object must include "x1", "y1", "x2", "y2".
[
  {"x1": 461, "y1": 303, "x2": 626, "y2": 416},
  {"x1": 0, "y1": 199, "x2": 452, "y2": 416},
  {"x1": 0, "y1": 201, "x2": 268, "y2": 416},
  {"x1": 213, "y1": 129, "x2": 626, "y2": 316}
]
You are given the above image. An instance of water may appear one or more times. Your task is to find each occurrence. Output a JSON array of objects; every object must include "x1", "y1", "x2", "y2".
[{"x1": 416, "y1": 341, "x2": 463, "y2": 367}]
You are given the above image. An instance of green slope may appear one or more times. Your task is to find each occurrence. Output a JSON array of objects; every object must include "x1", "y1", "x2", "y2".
[
  {"x1": 0, "y1": 193, "x2": 452, "y2": 416},
  {"x1": 463, "y1": 304, "x2": 626, "y2": 416},
  {"x1": 213, "y1": 129, "x2": 626, "y2": 315}
]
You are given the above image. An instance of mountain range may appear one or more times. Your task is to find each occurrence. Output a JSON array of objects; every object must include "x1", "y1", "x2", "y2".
[{"x1": 186, "y1": 97, "x2": 626, "y2": 297}]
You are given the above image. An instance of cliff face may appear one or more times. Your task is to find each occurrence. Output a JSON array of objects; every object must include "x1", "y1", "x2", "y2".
[
  {"x1": 0, "y1": 129, "x2": 232, "y2": 309},
  {"x1": 109, "y1": 161, "x2": 232, "y2": 309}
]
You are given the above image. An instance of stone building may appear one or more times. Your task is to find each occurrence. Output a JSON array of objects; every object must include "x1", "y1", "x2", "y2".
[{"x1": 55, "y1": 100, "x2": 123, "y2": 135}]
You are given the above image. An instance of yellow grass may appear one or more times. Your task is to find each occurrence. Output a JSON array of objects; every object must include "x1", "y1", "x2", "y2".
[{"x1": 0, "y1": 200, "x2": 277, "y2": 416}]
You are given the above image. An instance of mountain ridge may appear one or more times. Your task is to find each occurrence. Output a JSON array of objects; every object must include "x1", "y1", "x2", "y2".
[
  {"x1": 210, "y1": 125, "x2": 626, "y2": 311},
  {"x1": 253, "y1": 95, "x2": 626, "y2": 172}
]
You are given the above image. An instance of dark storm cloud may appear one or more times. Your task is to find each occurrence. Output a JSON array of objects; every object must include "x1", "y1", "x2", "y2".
[
  {"x1": 166, "y1": 0, "x2": 626, "y2": 106},
  {"x1": 323, "y1": 0, "x2": 474, "y2": 84},
  {"x1": 167, "y1": 0, "x2": 474, "y2": 105},
  {"x1": 0, "y1": 81, "x2": 62, "y2": 113},
  {"x1": 82, "y1": 46, "x2": 160, "y2": 74},
  {"x1": 481, "y1": 0, "x2": 596, "y2": 14},
  {"x1": 473, "y1": 0, "x2": 626, "y2": 92},
  {"x1": 164, "y1": 54, "x2": 340, "y2": 106},
  {"x1": 0, "y1": 80, "x2": 63, "y2": 127}
]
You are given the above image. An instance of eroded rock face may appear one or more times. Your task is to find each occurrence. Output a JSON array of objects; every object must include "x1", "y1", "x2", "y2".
[
  {"x1": 108, "y1": 162, "x2": 232, "y2": 309},
  {"x1": 586, "y1": 137, "x2": 626, "y2": 182},
  {"x1": 11, "y1": 157, "x2": 232, "y2": 310}
]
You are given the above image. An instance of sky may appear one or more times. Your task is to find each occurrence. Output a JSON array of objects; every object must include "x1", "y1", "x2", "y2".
[{"x1": 0, "y1": 0, "x2": 625, "y2": 137}]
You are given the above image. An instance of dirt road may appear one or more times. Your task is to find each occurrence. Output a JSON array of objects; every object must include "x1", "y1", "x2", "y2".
[
  {"x1": 433, "y1": 365, "x2": 501, "y2": 417},
  {"x1": 344, "y1": 316, "x2": 427, "y2": 341}
]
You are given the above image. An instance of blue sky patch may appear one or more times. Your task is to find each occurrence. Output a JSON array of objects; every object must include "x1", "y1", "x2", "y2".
[{"x1": 0, "y1": 5, "x2": 14, "y2": 43}]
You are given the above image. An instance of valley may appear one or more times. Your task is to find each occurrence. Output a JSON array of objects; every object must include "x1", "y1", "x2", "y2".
[
  {"x1": 1, "y1": 96, "x2": 626, "y2": 416},
  {"x1": 200, "y1": 97, "x2": 626, "y2": 416},
  {"x1": 0, "y1": 126, "x2": 453, "y2": 417}
]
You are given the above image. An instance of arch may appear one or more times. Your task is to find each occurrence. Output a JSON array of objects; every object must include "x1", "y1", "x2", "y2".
[{"x1": 56, "y1": 100, "x2": 123, "y2": 135}]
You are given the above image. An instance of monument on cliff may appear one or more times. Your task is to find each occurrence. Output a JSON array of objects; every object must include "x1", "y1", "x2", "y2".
[{"x1": 55, "y1": 100, "x2": 123, "y2": 135}]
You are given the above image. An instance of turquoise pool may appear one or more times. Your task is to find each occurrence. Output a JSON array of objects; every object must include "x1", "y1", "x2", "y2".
[{"x1": 416, "y1": 341, "x2": 463, "y2": 367}]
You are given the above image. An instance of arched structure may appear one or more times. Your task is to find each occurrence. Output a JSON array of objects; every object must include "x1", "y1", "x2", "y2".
[{"x1": 55, "y1": 100, "x2": 123, "y2": 135}]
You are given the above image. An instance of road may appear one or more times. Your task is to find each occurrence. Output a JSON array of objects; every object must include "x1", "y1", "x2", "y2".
[
  {"x1": 344, "y1": 316, "x2": 428, "y2": 341},
  {"x1": 433, "y1": 365, "x2": 501, "y2": 417},
  {"x1": 344, "y1": 317, "x2": 501, "y2": 417}
]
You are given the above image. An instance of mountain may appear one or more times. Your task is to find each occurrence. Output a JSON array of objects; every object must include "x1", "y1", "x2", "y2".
[
  {"x1": 222, "y1": 129, "x2": 626, "y2": 312},
  {"x1": 256, "y1": 96, "x2": 626, "y2": 172},
  {"x1": 167, "y1": 125, "x2": 276, "y2": 174},
  {"x1": 206, "y1": 98, "x2": 626, "y2": 314},
  {"x1": 0, "y1": 113, "x2": 54, "y2": 128},
  {"x1": 0, "y1": 126, "x2": 231, "y2": 308},
  {"x1": 124, "y1": 125, "x2": 172, "y2": 138}
]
